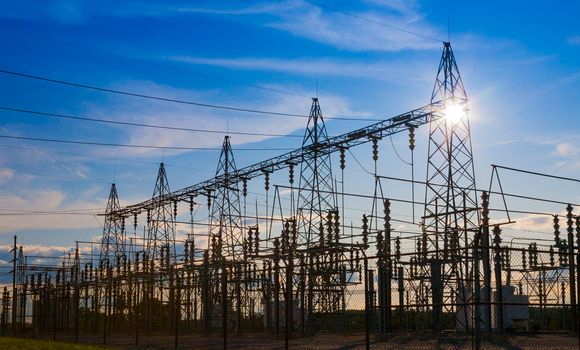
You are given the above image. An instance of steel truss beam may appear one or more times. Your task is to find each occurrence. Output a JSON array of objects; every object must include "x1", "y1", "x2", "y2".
[{"x1": 109, "y1": 104, "x2": 441, "y2": 219}]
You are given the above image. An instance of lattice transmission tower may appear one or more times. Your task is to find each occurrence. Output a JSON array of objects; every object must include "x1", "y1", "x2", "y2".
[
  {"x1": 146, "y1": 163, "x2": 176, "y2": 263},
  {"x1": 422, "y1": 42, "x2": 480, "y2": 330},
  {"x1": 209, "y1": 136, "x2": 244, "y2": 261},
  {"x1": 296, "y1": 97, "x2": 337, "y2": 247},
  {"x1": 295, "y1": 98, "x2": 347, "y2": 326},
  {"x1": 99, "y1": 183, "x2": 125, "y2": 264}
]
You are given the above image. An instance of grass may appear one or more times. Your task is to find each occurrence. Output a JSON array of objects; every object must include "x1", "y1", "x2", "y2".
[{"x1": 0, "y1": 337, "x2": 115, "y2": 350}]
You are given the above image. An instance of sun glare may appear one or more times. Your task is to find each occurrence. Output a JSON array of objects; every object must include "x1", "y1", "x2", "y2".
[{"x1": 444, "y1": 103, "x2": 464, "y2": 124}]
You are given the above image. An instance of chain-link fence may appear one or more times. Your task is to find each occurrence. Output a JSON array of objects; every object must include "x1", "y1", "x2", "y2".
[{"x1": 1, "y1": 240, "x2": 579, "y2": 349}]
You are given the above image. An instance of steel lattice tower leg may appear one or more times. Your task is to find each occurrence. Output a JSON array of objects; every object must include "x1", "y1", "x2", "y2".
[{"x1": 422, "y1": 42, "x2": 481, "y2": 331}]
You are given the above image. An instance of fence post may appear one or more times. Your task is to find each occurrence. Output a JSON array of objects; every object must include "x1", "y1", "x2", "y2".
[
  {"x1": 368, "y1": 269, "x2": 375, "y2": 332},
  {"x1": 378, "y1": 264, "x2": 385, "y2": 334},
  {"x1": 576, "y1": 217, "x2": 580, "y2": 346},
  {"x1": 299, "y1": 254, "x2": 305, "y2": 335},
  {"x1": 11, "y1": 235, "x2": 17, "y2": 336},
  {"x1": 430, "y1": 261, "x2": 441, "y2": 334},
  {"x1": 174, "y1": 269, "x2": 180, "y2": 349},
  {"x1": 493, "y1": 225, "x2": 503, "y2": 333},
  {"x1": 481, "y1": 192, "x2": 492, "y2": 333},
  {"x1": 222, "y1": 264, "x2": 228, "y2": 350},
  {"x1": 74, "y1": 262, "x2": 80, "y2": 342},
  {"x1": 398, "y1": 267, "x2": 404, "y2": 331},
  {"x1": 52, "y1": 284, "x2": 56, "y2": 341},
  {"x1": 236, "y1": 264, "x2": 242, "y2": 334},
  {"x1": 274, "y1": 241, "x2": 280, "y2": 335},
  {"x1": 566, "y1": 205, "x2": 577, "y2": 332},
  {"x1": 103, "y1": 260, "x2": 111, "y2": 345},
  {"x1": 135, "y1": 257, "x2": 140, "y2": 347},
  {"x1": 285, "y1": 253, "x2": 293, "y2": 350},
  {"x1": 473, "y1": 229, "x2": 481, "y2": 350},
  {"x1": 1, "y1": 287, "x2": 8, "y2": 336},
  {"x1": 364, "y1": 256, "x2": 370, "y2": 350}
]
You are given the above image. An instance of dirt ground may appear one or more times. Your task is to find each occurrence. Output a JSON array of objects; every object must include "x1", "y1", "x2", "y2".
[{"x1": 24, "y1": 332, "x2": 580, "y2": 349}]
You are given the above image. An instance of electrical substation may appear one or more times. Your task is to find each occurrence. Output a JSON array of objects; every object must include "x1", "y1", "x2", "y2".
[{"x1": 2, "y1": 43, "x2": 580, "y2": 349}]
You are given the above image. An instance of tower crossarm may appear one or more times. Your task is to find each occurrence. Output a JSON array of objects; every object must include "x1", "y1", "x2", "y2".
[{"x1": 109, "y1": 103, "x2": 439, "y2": 218}]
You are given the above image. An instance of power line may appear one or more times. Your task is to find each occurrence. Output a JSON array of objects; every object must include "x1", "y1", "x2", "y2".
[
  {"x1": 304, "y1": 1, "x2": 443, "y2": 43},
  {"x1": 0, "y1": 68, "x2": 307, "y2": 117},
  {"x1": 0, "y1": 106, "x2": 303, "y2": 138},
  {"x1": 0, "y1": 68, "x2": 383, "y2": 122},
  {"x1": 389, "y1": 133, "x2": 411, "y2": 165},
  {"x1": 0, "y1": 143, "x2": 208, "y2": 172},
  {"x1": 492, "y1": 164, "x2": 580, "y2": 184},
  {"x1": 377, "y1": 174, "x2": 580, "y2": 207},
  {"x1": 0, "y1": 211, "x2": 98, "y2": 216},
  {"x1": 0, "y1": 166, "x2": 107, "y2": 184},
  {"x1": 0, "y1": 24, "x2": 309, "y2": 99},
  {"x1": 0, "y1": 208, "x2": 100, "y2": 214},
  {"x1": 0, "y1": 208, "x2": 100, "y2": 213},
  {"x1": 347, "y1": 148, "x2": 373, "y2": 175},
  {"x1": 0, "y1": 134, "x2": 293, "y2": 151}
]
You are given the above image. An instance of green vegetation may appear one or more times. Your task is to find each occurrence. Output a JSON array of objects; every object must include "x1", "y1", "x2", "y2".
[{"x1": 0, "y1": 337, "x2": 115, "y2": 350}]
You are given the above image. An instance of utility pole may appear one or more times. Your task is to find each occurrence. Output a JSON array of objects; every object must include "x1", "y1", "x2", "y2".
[{"x1": 11, "y1": 235, "x2": 17, "y2": 335}]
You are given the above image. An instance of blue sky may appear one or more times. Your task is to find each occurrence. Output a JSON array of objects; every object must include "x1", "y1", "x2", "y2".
[{"x1": 0, "y1": 0, "x2": 579, "y2": 266}]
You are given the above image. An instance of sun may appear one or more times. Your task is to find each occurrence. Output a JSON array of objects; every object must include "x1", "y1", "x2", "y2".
[{"x1": 443, "y1": 102, "x2": 464, "y2": 124}]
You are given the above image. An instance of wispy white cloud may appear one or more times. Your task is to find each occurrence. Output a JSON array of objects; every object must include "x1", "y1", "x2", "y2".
[
  {"x1": 177, "y1": 0, "x2": 442, "y2": 51},
  {"x1": 169, "y1": 56, "x2": 432, "y2": 82},
  {"x1": 567, "y1": 35, "x2": 580, "y2": 46},
  {"x1": 267, "y1": 2, "x2": 442, "y2": 52},
  {"x1": 0, "y1": 0, "x2": 180, "y2": 23},
  {"x1": 502, "y1": 54, "x2": 558, "y2": 66},
  {"x1": 82, "y1": 79, "x2": 367, "y2": 158},
  {"x1": 521, "y1": 134, "x2": 580, "y2": 171},
  {"x1": 0, "y1": 243, "x2": 71, "y2": 256},
  {"x1": 0, "y1": 147, "x2": 103, "y2": 187},
  {"x1": 532, "y1": 135, "x2": 580, "y2": 157},
  {"x1": 0, "y1": 168, "x2": 14, "y2": 183},
  {"x1": 0, "y1": 0, "x2": 443, "y2": 52},
  {"x1": 177, "y1": 1, "x2": 300, "y2": 16},
  {"x1": 363, "y1": 0, "x2": 419, "y2": 15},
  {"x1": 509, "y1": 214, "x2": 553, "y2": 232},
  {"x1": 0, "y1": 72, "x2": 369, "y2": 237},
  {"x1": 558, "y1": 70, "x2": 580, "y2": 84},
  {"x1": 0, "y1": 0, "x2": 87, "y2": 23},
  {"x1": 0, "y1": 189, "x2": 100, "y2": 233},
  {"x1": 553, "y1": 142, "x2": 580, "y2": 158}
]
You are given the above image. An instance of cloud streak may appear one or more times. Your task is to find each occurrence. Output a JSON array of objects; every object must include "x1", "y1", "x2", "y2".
[
  {"x1": 82, "y1": 79, "x2": 367, "y2": 158},
  {"x1": 177, "y1": 1, "x2": 300, "y2": 16},
  {"x1": 266, "y1": 2, "x2": 443, "y2": 52},
  {"x1": 567, "y1": 35, "x2": 580, "y2": 46},
  {"x1": 0, "y1": 188, "x2": 101, "y2": 233},
  {"x1": 0, "y1": 0, "x2": 444, "y2": 52},
  {"x1": 169, "y1": 56, "x2": 433, "y2": 82},
  {"x1": 178, "y1": 0, "x2": 443, "y2": 52}
]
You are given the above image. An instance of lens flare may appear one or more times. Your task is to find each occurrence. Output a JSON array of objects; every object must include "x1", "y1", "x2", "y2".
[{"x1": 444, "y1": 103, "x2": 464, "y2": 124}]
